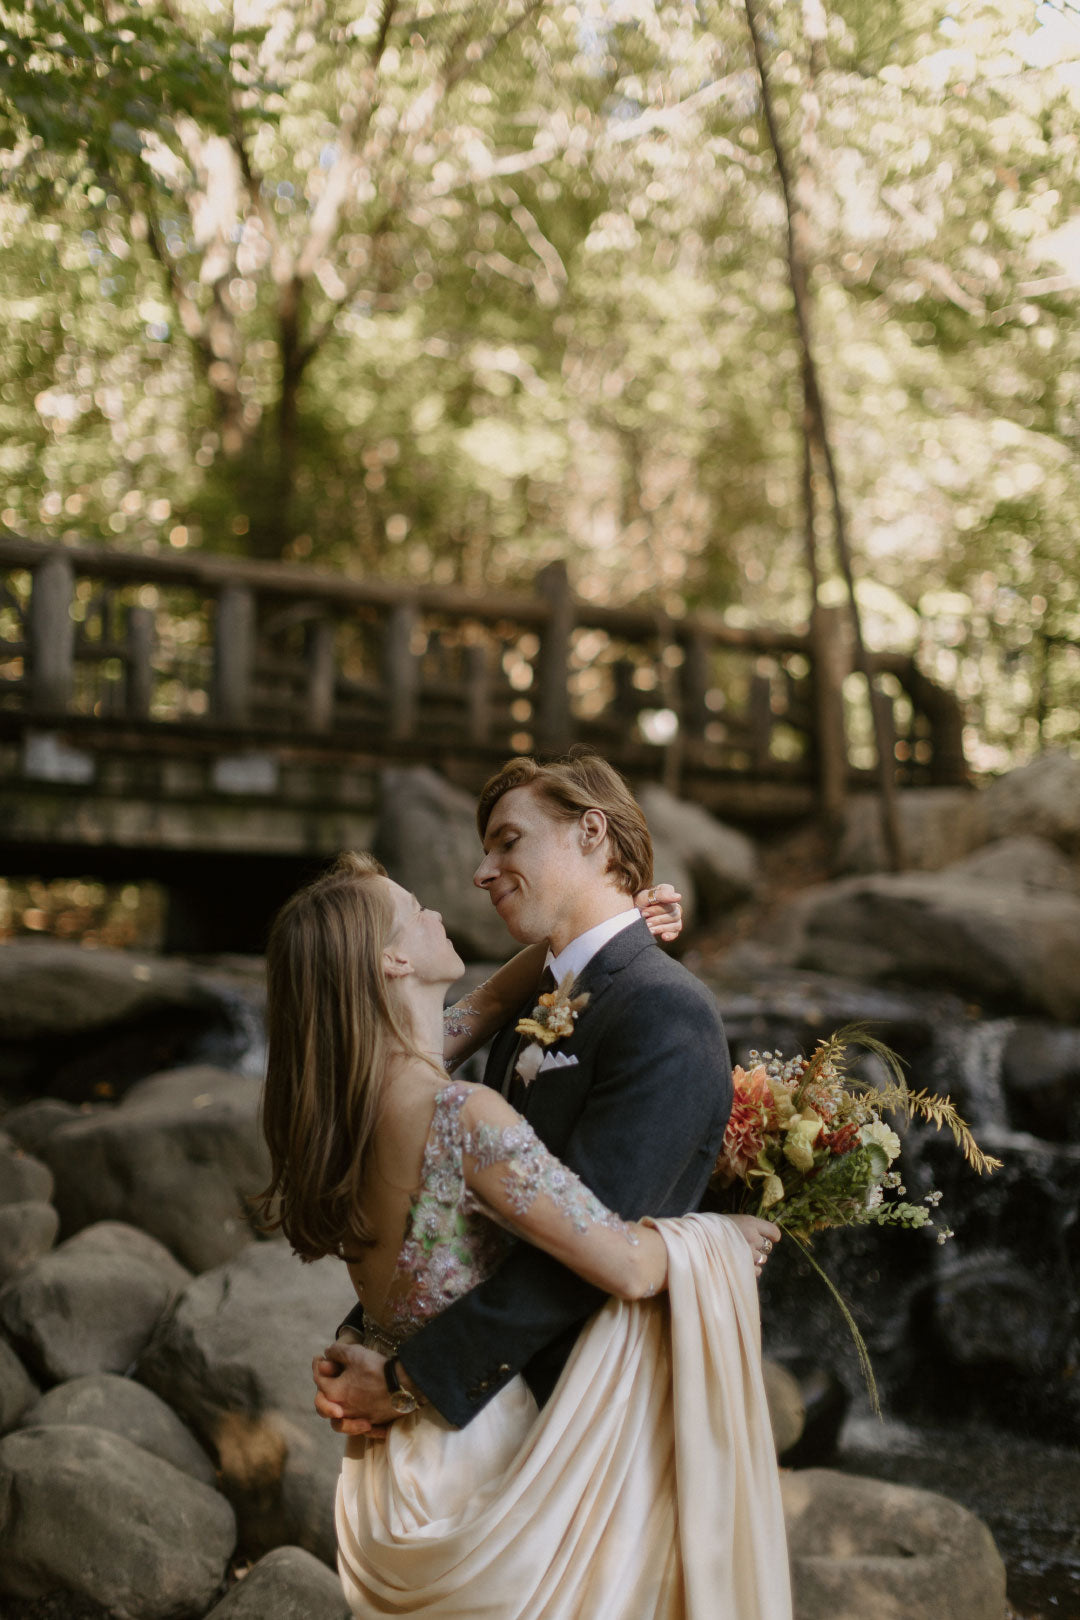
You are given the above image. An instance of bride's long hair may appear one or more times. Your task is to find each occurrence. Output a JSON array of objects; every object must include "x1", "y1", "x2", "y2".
[{"x1": 258, "y1": 851, "x2": 418, "y2": 1262}]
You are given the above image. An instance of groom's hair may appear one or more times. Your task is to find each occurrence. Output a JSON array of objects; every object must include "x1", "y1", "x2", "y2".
[{"x1": 476, "y1": 750, "x2": 653, "y2": 896}]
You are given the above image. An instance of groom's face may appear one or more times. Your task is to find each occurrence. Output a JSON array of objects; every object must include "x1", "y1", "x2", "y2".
[{"x1": 473, "y1": 784, "x2": 584, "y2": 946}]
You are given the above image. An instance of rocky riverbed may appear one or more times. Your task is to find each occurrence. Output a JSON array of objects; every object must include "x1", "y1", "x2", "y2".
[{"x1": 2, "y1": 751, "x2": 1079, "y2": 1619}]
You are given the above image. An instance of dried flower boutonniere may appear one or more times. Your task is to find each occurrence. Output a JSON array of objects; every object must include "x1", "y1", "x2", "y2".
[{"x1": 513, "y1": 972, "x2": 590, "y2": 1087}]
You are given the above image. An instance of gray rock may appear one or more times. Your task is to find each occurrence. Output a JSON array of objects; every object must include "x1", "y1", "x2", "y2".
[
  {"x1": 138, "y1": 1242, "x2": 350, "y2": 1563},
  {"x1": 204, "y1": 1546, "x2": 349, "y2": 1619},
  {"x1": 375, "y1": 766, "x2": 512, "y2": 959},
  {"x1": 0, "y1": 939, "x2": 217, "y2": 1040},
  {"x1": 786, "y1": 872, "x2": 1080, "y2": 1022},
  {"x1": 0, "y1": 1337, "x2": 37, "y2": 1433},
  {"x1": 946, "y1": 834, "x2": 1080, "y2": 894},
  {"x1": 0, "y1": 1203, "x2": 60, "y2": 1284},
  {"x1": 1002, "y1": 1021, "x2": 1080, "y2": 1140},
  {"x1": 0, "y1": 1222, "x2": 190, "y2": 1384},
  {"x1": 38, "y1": 1065, "x2": 271, "y2": 1272},
  {"x1": 980, "y1": 750, "x2": 1080, "y2": 853},
  {"x1": 0, "y1": 1145, "x2": 54, "y2": 1206},
  {"x1": 762, "y1": 1358, "x2": 805, "y2": 1457},
  {"x1": 0, "y1": 1423, "x2": 235, "y2": 1619},
  {"x1": 0, "y1": 1098, "x2": 85, "y2": 1155},
  {"x1": 835, "y1": 787, "x2": 984, "y2": 876},
  {"x1": 639, "y1": 783, "x2": 759, "y2": 916},
  {"x1": 783, "y1": 1467, "x2": 1006, "y2": 1620},
  {"x1": 17, "y1": 1373, "x2": 217, "y2": 1487},
  {"x1": 933, "y1": 1251, "x2": 1057, "y2": 1373}
]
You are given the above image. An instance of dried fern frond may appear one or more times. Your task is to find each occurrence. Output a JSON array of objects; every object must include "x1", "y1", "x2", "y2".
[{"x1": 904, "y1": 1088, "x2": 1004, "y2": 1175}]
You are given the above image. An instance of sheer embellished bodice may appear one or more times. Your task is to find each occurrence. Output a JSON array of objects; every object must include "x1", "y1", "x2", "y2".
[
  {"x1": 359, "y1": 1081, "x2": 639, "y2": 1354},
  {"x1": 366, "y1": 1084, "x2": 514, "y2": 1351}
]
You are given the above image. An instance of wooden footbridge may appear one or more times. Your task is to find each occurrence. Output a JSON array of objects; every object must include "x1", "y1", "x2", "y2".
[{"x1": 0, "y1": 537, "x2": 966, "y2": 948}]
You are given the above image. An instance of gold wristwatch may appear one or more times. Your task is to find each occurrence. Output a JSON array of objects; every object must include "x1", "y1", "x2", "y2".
[{"x1": 383, "y1": 1355, "x2": 420, "y2": 1415}]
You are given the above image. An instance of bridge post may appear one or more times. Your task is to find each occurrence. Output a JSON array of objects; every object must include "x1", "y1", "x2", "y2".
[
  {"x1": 384, "y1": 602, "x2": 419, "y2": 740},
  {"x1": 811, "y1": 602, "x2": 849, "y2": 824},
  {"x1": 28, "y1": 552, "x2": 75, "y2": 714},
  {"x1": 681, "y1": 631, "x2": 711, "y2": 748},
  {"x1": 214, "y1": 585, "x2": 255, "y2": 726},
  {"x1": 464, "y1": 642, "x2": 491, "y2": 743},
  {"x1": 535, "y1": 561, "x2": 573, "y2": 754},
  {"x1": 305, "y1": 618, "x2": 337, "y2": 733},
  {"x1": 126, "y1": 606, "x2": 155, "y2": 719}
]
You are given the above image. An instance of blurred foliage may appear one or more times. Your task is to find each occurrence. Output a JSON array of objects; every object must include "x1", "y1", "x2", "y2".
[
  {"x1": 0, "y1": 0, "x2": 1078, "y2": 766},
  {"x1": 0, "y1": 874, "x2": 166, "y2": 948}
]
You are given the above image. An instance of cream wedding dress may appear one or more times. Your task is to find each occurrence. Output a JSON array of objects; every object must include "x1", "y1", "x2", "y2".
[{"x1": 336, "y1": 1082, "x2": 792, "y2": 1620}]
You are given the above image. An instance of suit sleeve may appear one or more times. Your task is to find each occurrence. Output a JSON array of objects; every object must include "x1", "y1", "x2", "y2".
[{"x1": 397, "y1": 978, "x2": 731, "y2": 1427}]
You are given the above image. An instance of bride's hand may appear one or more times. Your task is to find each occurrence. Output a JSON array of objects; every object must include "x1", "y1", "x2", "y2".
[
  {"x1": 635, "y1": 882, "x2": 684, "y2": 942},
  {"x1": 727, "y1": 1214, "x2": 781, "y2": 1278}
]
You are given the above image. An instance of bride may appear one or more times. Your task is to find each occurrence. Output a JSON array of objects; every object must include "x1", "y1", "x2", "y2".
[{"x1": 260, "y1": 851, "x2": 791, "y2": 1620}]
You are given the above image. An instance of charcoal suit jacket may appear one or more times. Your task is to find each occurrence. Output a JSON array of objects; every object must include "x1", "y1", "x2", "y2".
[{"x1": 343, "y1": 916, "x2": 732, "y2": 1429}]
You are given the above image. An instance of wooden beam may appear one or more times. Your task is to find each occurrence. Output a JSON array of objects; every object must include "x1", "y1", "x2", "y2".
[{"x1": 28, "y1": 552, "x2": 75, "y2": 714}]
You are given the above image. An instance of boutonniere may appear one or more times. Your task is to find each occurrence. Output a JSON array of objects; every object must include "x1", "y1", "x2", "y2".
[{"x1": 513, "y1": 972, "x2": 590, "y2": 1087}]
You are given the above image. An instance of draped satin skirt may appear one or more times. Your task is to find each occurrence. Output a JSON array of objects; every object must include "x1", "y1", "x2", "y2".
[{"x1": 336, "y1": 1214, "x2": 792, "y2": 1620}]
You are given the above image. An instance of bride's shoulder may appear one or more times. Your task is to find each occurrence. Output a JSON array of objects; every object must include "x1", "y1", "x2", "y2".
[{"x1": 449, "y1": 1080, "x2": 521, "y2": 1131}]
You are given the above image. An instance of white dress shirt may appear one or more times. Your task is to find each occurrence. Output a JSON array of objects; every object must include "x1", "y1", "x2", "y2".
[{"x1": 544, "y1": 907, "x2": 640, "y2": 986}]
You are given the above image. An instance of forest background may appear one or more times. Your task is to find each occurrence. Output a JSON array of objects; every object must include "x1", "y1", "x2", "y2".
[{"x1": 1, "y1": 0, "x2": 1079, "y2": 775}]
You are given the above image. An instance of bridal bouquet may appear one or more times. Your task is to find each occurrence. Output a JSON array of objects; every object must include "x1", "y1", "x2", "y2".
[{"x1": 712, "y1": 1025, "x2": 1002, "y2": 1405}]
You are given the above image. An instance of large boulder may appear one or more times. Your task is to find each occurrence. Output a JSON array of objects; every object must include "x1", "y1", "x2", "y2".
[
  {"x1": 0, "y1": 941, "x2": 238, "y2": 1102},
  {"x1": 138, "y1": 1241, "x2": 350, "y2": 1564},
  {"x1": 0, "y1": 1222, "x2": 190, "y2": 1384},
  {"x1": 0, "y1": 1097, "x2": 86, "y2": 1155},
  {"x1": 0, "y1": 1144, "x2": 53, "y2": 1205},
  {"x1": 639, "y1": 783, "x2": 759, "y2": 918},
  {"x1": 204, "y1": 1546, "x2": 350, "y2": 1619},
  {"x1": 16, "y1": 1373, "x2": 217, "y2": 1488},
  {"x1": 0, "y1": 939, "x2": 217, "y2": 1041},
  {"x1": 979, "y1": 750, "x2": 1080, "y2": 853},
  {"x1": 931, "y1": 1250, "x2": 1058, "y2": 1375},
  {"x1": 0, "y1": 1202, "x2": 60, "y2": 1285},
  {"x1": 835, "y1": 788, "x2": 984, "y2": 876},
  {"x1": 374, "y1": 767, "x2": 513, "y2": 960},
  {"x1": 762, "y1": 1358, "x2": 805, "y2": 1457},
  {"x1": 783, "y1": 1468, "x2": 1006, "y2": 1620},
  {"x1": 0, "y1": 1423, "x2": 235, "y2": 1620},
  {"x1": 1001, "y1": 1021, "x2": 1080, "y2": 1141},
  {"x1": 38, "y1": 1065, "x2": 271, "y2": 1272},
  {"x1": 946, "y1": 834, "x2": 1079, "y2": 894},
  {"x1": 0, "y1": 1337, "x2": 37, "y2": 1434},
  {"x1": 784, "y1": 872, "x2": 1080, "y2": 1022}
]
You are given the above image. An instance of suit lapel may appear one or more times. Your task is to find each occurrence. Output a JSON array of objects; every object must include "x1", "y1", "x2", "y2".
[{"x1": 483, "y1": 918, "x2": 656, "y2": 1111}]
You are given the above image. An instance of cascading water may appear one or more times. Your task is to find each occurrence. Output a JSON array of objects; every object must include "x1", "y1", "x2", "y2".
[{"x1": 716, "y1": 964, "x2": 1080, "y2": 1616}]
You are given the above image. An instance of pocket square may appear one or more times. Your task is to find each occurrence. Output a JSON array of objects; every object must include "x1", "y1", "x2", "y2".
[{"x1": 538, "y1": 1051, "x2": 579, "y2": 1073}]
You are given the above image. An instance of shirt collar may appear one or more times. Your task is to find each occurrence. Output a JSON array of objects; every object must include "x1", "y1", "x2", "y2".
[{"x1": 545, "y1": 907, "x2": 640, "y2": 986}]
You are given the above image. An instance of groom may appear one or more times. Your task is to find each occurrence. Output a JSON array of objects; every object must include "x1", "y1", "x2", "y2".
[{"x1": 313, "y1": 751, "x2": 733, "y2": 1431}]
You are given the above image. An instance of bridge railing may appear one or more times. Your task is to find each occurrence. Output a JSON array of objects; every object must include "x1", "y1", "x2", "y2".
[{"x1": 0, "y1": 536, "x2": 968, "y2": 804}]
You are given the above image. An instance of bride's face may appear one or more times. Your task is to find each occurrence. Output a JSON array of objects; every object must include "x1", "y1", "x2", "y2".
[{"x1": 384, "y1": 879, "x2": 464, "y2": 984}]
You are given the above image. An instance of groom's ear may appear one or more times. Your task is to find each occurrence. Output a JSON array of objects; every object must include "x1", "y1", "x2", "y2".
[{"x1": 578, "y1": 808, "x2": 608, "y2": 854}]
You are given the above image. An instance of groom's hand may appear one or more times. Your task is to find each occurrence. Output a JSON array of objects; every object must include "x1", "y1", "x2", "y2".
[{"x1": 312, "y1": 1342, "x2": 396, "y2": 1437}]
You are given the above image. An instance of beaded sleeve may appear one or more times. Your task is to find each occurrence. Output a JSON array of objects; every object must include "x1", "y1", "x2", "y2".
[
  {"x1": 462, "y1": 1118, "x2": 639, "y2": 1244},
  {"x1": 443, "y1": 996, "x2": 481, "y2": 1038}
]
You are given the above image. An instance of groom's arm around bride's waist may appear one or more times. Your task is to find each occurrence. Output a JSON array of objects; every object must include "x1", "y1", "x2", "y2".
[{"x1": 397, "y1": 961, "x2": 732, "y2": 1428}]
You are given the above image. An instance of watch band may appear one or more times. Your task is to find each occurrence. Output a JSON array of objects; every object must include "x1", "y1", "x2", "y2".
[{"x1": 384, "y1": 1355, "x2": 421, "y2": 1413}]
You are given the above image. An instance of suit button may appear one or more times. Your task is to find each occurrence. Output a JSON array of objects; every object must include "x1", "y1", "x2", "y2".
[{"x1": 497, "y1": 1364, "x2": 510, "y2": 1376}]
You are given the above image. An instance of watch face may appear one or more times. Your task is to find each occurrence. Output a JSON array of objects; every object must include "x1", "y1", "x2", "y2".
[{"x1": 390, "y1": 1389, "x2": 418, "y2": 1415}]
